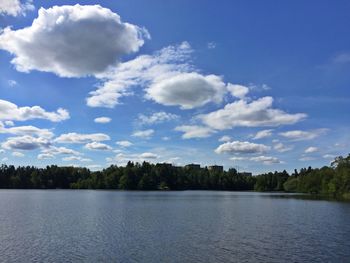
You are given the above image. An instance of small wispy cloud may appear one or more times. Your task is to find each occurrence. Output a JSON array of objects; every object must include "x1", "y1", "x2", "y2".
[
  {"x1": 279, "y1": 129, "x2": 328, "y2": 141},
  {"x1": 304, "y1": 146, "x2": 319, "y2": 153},
  {"x1": 94, "y1": 117, "x2": 111, "y2": 124},
  {"x1": 116, "y1": 140, "x2": 133, "y2": 147},
  {"x1": 138, "y1": 112, "x2": 178, "y2": 125},
  {"x1": 8, "y1": 80, "x2": 17, "y2": 87},
  {"x1": 207, "y1": 42, "x2": 216, "y2": 49},
  {"x1": 132, "y1": 129, "x2": 154, "y2": 139},
  {"x1": 332, "y1": 52, "x2": 350, "y2": 64}
]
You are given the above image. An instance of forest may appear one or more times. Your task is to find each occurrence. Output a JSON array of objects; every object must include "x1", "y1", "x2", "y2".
[{"x1": 0, "y1": 154, "x2": 349, "y2": 199}]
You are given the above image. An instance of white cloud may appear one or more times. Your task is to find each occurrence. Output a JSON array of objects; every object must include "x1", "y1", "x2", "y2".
[
  {"x1": 62, "y1": 156, "x2": 92, "y2": 162},
  {"x1": 0, "y1": 99, "x2": 69, "y2": 122},
  {"x1": 94, "y1": 117, "x2": 111, "y2": 124},
  {"x1": 2, "y1": 135, "x2": 51, "y2": 150},
  {"x1": 132, "y1": 129, "x2": 154, "y2": 139},
  {"x1": 279, "y1": 129, "x2": 328, "y2": 141},
  {"x1": 201, "y1": 97, "x2": 306, "y2": 130},
  {"x1": 138, "y1": 112, "x2": 178, "y2": 125},
  {"x1": 116, "y1": 140, "x2": 133, "y2": 147},
  {"x1": 139, "y1": 152, "x2": 158, "y2": 159},
  {"x1": 107, "y1": 151, "x2": 159, "y2": 165},
  {"x1": 215, "y1": 141, "x2": 270, "y2": 154},
  {"x1": 175, "y1": 125, "x2": 216, "y2": 139},
  {"x1": 84, "y1": 142, "x2": 112, "y2": 151},
  {"x1": 86, "y1": 42, "x2": 193, "y2": 108},
  {"x1": 218, "y1": 135, "x2": 231, "y2": 142},
  {"x1": 146, "y1": 72, "x2": 227, "y2": 109},
  {"x1": 229, "y1": 152, "x2": 281, "y2": 164},
  {"x1": 227, "y1": 84, "x2": 249, "y2": 99},
  {"x1": 323, "y1": 154, "x2": 336, "y2": 159},
  {"x1": 332, "y1": 52, "x2": 350, "y2": 64},
  {"x1": 0, "y1": 4, "x2": 148, "y2": 77},
  {"x1": 12, "y1": 151, "x2": 25, "y2": 157},
  {"x1": 249, "y1": 83, "x2": 271, "y2": 92},
  {"x1": 0, "y1": 123, "x2": 54, "y2": 138},
  {"x1": 64, "y1": 163, "x2": 83, "y2": 168},
  {"x1": 8, "y1": 80, "x2": 17, "y2": 87},
  {"x1": 37, "y1": 153, "x2": 54, "y2": 160},
  {"x1": 4, "y1": 121, "x2": 14, "y2": 126},
  {"x1": 299, "y1": 156, "x2": 315, "y2": 161},
  {"x1": 207, "y1": 42, "x2": 216, "y2": 49},
  {"x1": 0, "y1": 0, "x2": 34, "y2": 17},
  {"x1": 41, "y1": 146, "x2": 81, "y2": 156},
  {"x1": 273, "y1": 142, "x2": 293, "y2": 153},
  {"x1": 1, "y1": 157, "x2": 8, "y2": 162},
  {"x1": 250, "y1": 155, "x2": 281, "y2": 165},
  {"x1": 252, "y1": 129, "x2": 273, "y2": 140},
  {"x1": 304, "y1": 146, "x2": 319, "y2": 153},
  {"x1": 230, "y1": 156, "x2": 248, "y2": 161},
  {"x1": 38, "y1": 146, "x2": 81, "y2": 159},
  {"x1": 55, "y1": 132, "x2": 110, "y2": 143}
]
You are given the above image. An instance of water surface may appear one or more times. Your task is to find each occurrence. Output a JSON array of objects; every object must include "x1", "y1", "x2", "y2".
[{"x1": 0, "y1": 190, "x2": 349, "y2": 262}]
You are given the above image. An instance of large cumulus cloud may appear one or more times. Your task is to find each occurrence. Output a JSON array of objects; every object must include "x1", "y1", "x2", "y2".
[
  {"x1": 200, "y1": 97, "x2": 307, "y2": 130},
  {"x1": 2, "y1": 135, "x2": 51, "y2": 150},
  {"x1": 86, "y1": 42, "x2": 194, "y2": 108},
  {"x1": 215, "y1": 141, "x2": 270, "y2": 154},
  {"x1": 0, "y1": 99, "x2": 69, "y2": 122},
  {"x1": 0, "y1": 4, "x2": 148, "y2": 77},
  {"x1": 0, "y1": 123, "x2": 54, "y2": 138},
  {"x1": 146, "y1": 73, "x2": 227, "y2": 109},
  {"x1": 54, "y1": 132, "x2": 110, "y2": 143}
]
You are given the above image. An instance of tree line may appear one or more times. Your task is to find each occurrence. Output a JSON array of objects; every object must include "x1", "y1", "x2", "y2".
[
  {"x1": 0, "y1": 154, "x2": 349, "y2": 198},
  {"x1": 0, "y1": 162, "x2": 256, "y2": 191}
]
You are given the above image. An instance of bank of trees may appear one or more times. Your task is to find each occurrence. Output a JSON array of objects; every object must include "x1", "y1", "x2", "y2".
[
  {"x1": 283, "y1": 155, "x2": 350, "y2": 198},
  {"x1": 254, "y1": 170, "x2": 289, "y2": 191},
  {"x1": 0, "y1": 162, "x2": 256, "y2": 191},
  {"x1": 0, "y1": 154, "x2": 349, "y2": 198}
]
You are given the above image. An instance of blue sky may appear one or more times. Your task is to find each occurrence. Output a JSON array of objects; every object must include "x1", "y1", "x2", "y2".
[{"x1": 0, "y1": 0, "x2": 349, "y2": 174}]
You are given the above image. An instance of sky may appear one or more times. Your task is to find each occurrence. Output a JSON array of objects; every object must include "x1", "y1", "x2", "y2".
[{"x1": 0, "y1": 0, "x2": 349, "y2": 174}]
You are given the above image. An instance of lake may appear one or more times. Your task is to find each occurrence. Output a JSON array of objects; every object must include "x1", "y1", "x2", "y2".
[{"x1": 0, "y1": 190, "x2": 349, "y2": 262}]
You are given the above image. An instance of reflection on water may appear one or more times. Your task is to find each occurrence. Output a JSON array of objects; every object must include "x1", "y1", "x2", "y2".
[
  {"x1": 0, "y1": 190, "x2": 349, "y2": 262},
  {"x1": 265, "y1": 192, "x2": 350, "y2": 202}
]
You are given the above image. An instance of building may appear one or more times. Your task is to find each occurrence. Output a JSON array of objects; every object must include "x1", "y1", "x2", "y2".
[
  {"x1": 185, "y1": 164, "x2": 201, "y2": 169},
  {"x1": 208, "y1": 165, "x2": 224, "y2": 173}
]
